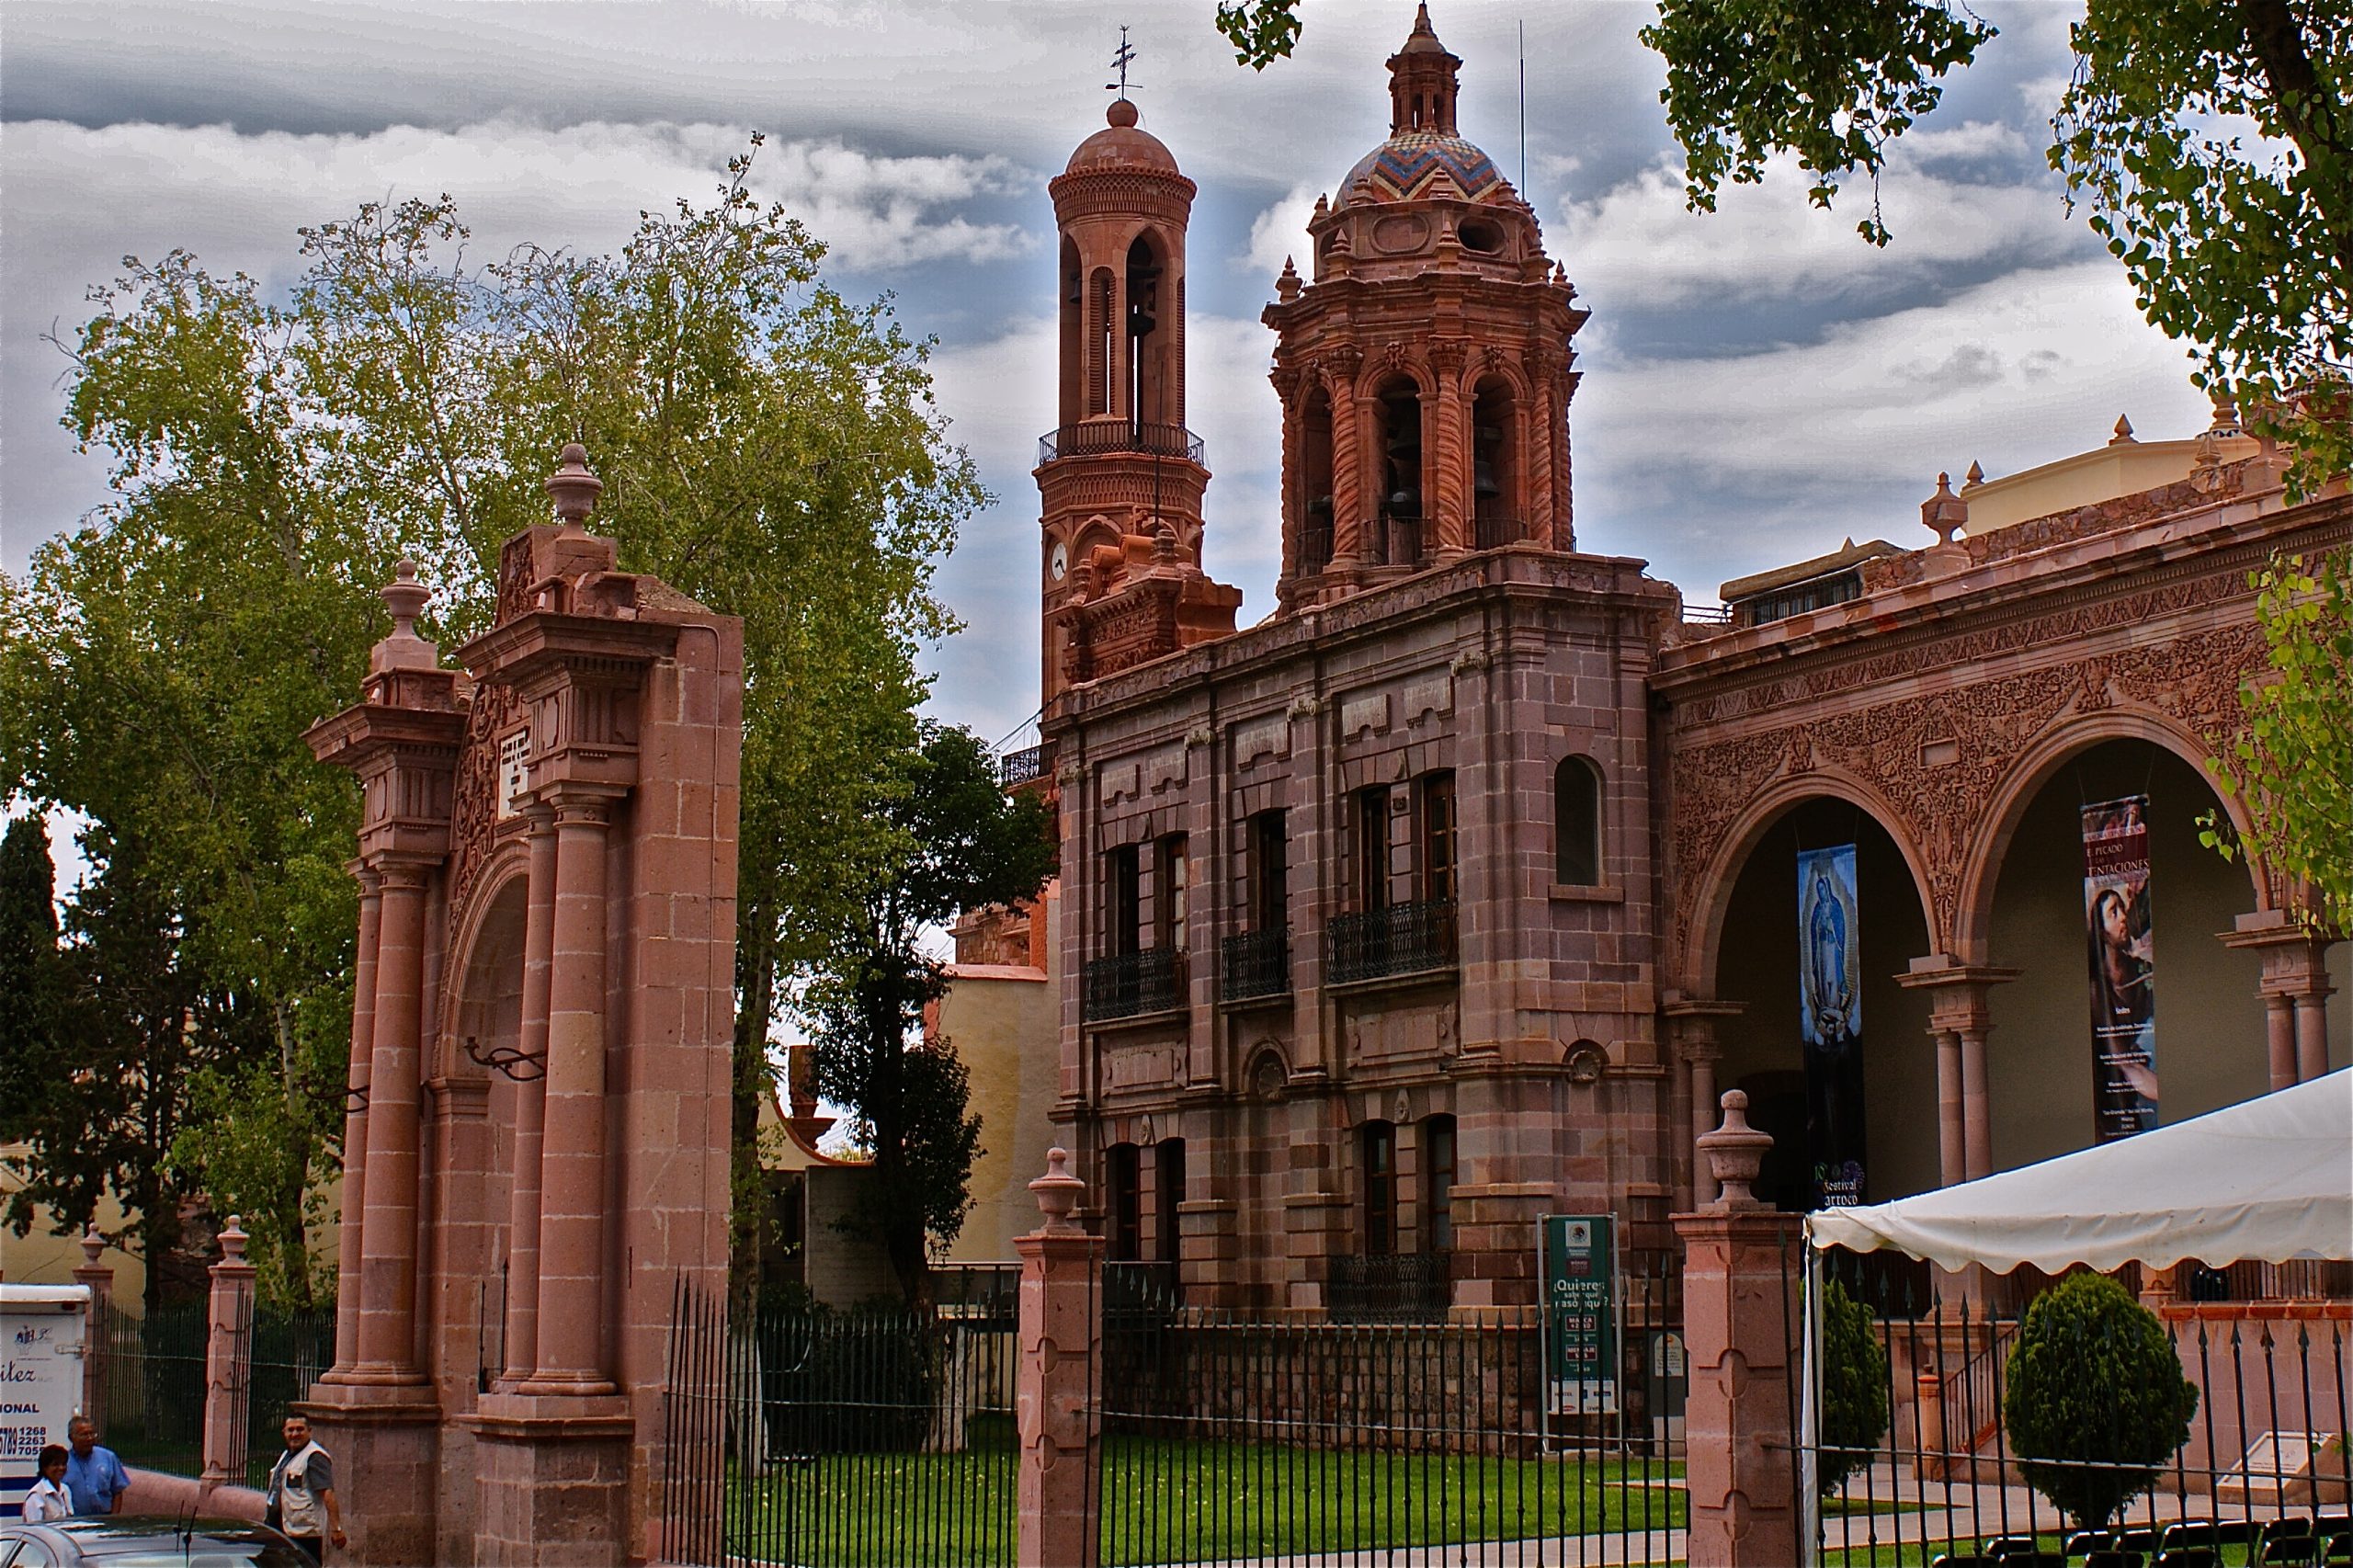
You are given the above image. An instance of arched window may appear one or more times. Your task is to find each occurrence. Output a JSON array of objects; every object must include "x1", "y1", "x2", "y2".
[
  {"x1": 1087, "y1": 267, "x2": 1116, "y2": 417},
  {"x1": 1556, "y1": 756, "x2": 1603, "y2": 886},
  {"x1": 1300, "y1": 384, "x2": 1335, "y2": 570}
]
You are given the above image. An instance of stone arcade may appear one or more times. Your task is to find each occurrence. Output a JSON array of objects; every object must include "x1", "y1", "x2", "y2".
[{"x1": 303, "y1": 446, "x2": 742, "y2": 1565}]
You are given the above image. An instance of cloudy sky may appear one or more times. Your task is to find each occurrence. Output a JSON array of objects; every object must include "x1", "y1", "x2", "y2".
[{"x1": 2, "y1": 0, "x2": 2216, "y2": 751}]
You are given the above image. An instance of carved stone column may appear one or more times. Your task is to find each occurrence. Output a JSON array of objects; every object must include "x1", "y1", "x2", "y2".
[
  {"x1": 355, "y1": 856, "x2": 435, "y2": 1384},
  {"x1": 1665, "y1": 997, "x2": 1745, "y2": 1207},
  {"x1": 1325, "y1": 350, "x2": 1364, "y2": 567},
  {"x1": 1428, "y1": 340, "x2": 1470, "y2": 556},
  {"x1": 499, "y1": 805, "x2": 558, "y2": 1387},
  {"x1": 334, "y1": 866, "x2": 381, "y2": 1376},
  {"x1": 1896, "y1": 961, "x2": 2018, "y2": 1185},
  {"x1": 2222, "y1": 912, "x2": 2336, "y2": 1086},
  {"x1": 525, "y1": 789, "x2": 622, "y2": 1395}
]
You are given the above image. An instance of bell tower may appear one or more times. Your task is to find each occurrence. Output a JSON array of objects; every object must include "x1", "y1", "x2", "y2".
[
  {"x1": 1037, "y1": 94, "x2": 1237, "y2": 706},
  {"x1": 1263, "y1": 4, "x2": 1589, "y2": 611}
]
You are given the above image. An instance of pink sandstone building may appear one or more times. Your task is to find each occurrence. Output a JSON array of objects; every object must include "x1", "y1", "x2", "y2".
[{"x1": 961, "y1": 8, "x2": 2352, "y2": 1316}]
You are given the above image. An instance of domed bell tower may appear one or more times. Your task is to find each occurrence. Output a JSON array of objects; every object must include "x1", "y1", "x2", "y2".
[
  {"x1": 1263, "y1": 4, "x2": 1589, "y2": 611},
  {"x1": 1038, "y1": 96, "x2": 1238, "y2": 705}
]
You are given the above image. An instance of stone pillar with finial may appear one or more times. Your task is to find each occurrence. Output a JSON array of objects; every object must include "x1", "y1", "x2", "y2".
[
  {"x1": 1015, "y1": 1149, "x2": 1103, "y2": 1568},
  {"x1": 201, "y1": 1217, "x2": 260, "y2": 1491},
  {"x1": 73, "y1": 1229, "x2": 114, "y2": 1420},
  {"x1": 1673, "y1": 1092, "x2": 1805, "y2": 1568},
  {"x1": 1918, "y1": 472, "x2": 1971, "y2": 575}
]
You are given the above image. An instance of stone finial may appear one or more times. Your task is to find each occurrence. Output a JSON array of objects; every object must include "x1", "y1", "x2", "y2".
[
  {"x1": 369, "y1": 560, "x2": 439, "y2": 676},
  {"x1": 1313, "y1": 193, "x2": 1330, "y2": 219},
  {"x1": 1920, "y1": 472, "x2": 1968, "y2": 547},
  {"x1": 1276, "y1": 256, "x2": 1302, "y2": 302},
  {"x1": 2208, "y1": 386, "x2": 2242, "y2": 435},
  {"x1": 79, "y1": 1228, "x2": 105, "y2": 1267},
  {"x1": 219, "y1": 1216, "x2": 248, "y2": 1262},
  {"x1": 545, "y1": 441, "x2": 605, "y2": 529},
  {"x1": 1152, "y1": 520, "x2": 1179, "y2": 565},
  {"x1": 2109, "y1": 414, "x2": 2136, "y2": 445},
  {"x1": 1029, "y1": 1147, "x2": 1086, "y2": 1233},
  {"x1": 1698, "y1": 1090, "x2": 1775, "y2": 1208},
  {"x1": 1963, "y1": 460, "x2": 1984, "y2": 488}
]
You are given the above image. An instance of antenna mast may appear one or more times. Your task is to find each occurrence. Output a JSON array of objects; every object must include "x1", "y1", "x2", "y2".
[{"x1": 1518, "y1": 20, "x2": 1528, "y2": 196}]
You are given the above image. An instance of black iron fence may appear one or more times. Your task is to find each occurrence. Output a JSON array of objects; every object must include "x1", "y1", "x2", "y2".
[
  {"x1": 1038, "y1": 421, "x2": 1205, "y2": 466},
  {"x1": 1327, "y1": 899, "x2": 1459, "y2": 984},
  {"x1": 236, "y1": 1306, "x2": 335, "y2": 1489},
  {"x1": 1082, "y1": 947, "x2": 1186, "y2": 1021},
  {"x1": 1094, "y1": 1248, "x2": 1688, "y2": 1566},
  {"x1": 659, "y1": 1267, "x2": 1022, "y2": 1568},
  {"x1": 1221, "y1": 927, "x2": 1290, "y2": 1003},
  {"x1": 1802, "y1": 1246, "x2": 2353, "y2": 1566},
  {"x1": 1328, "y1": 1252, "x2": 1454, "y2": 1323},
  {"x1": 89, "y1": 1298, "x2": 209, "y2": 1478}
]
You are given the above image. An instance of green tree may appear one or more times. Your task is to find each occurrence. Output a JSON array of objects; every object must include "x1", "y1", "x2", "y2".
[
  {"x1": 1, "y1": 142, "x2": 981, "y2": 1306},
  {"x1": 2202, "y1": 548, "x2": 2353, "y2": 935},
  {"x1": 0, "y1": 816, "x2": 64, "y2": 1142},
  {"x1": 1215, "y1": 1, "x2": 2351, "y2": 490},
  {"x1": 2002, "y1": 1272, "x2": 2199, "y2": 1532},
  {"x1": 801, "y1": 724, "x2": 1057, "y2": 1301},
  {"x1": 1816, "y1": 1276, "x2": 1892, "y2": 1497}
]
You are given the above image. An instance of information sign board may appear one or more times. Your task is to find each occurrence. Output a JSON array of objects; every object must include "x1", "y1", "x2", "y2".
[{"x1": 1540, "y1": 1213, "x2": 1619, "y2": 1416}]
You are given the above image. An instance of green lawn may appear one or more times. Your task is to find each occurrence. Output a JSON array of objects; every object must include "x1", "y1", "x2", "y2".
[{"x1": 718, "y1": 1436, "x2": 1688, "y2": 1568}]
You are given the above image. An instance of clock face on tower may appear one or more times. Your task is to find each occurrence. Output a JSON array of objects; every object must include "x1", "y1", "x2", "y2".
[{"x1": 1050, "y1": 540, "x2": 1069, "y2": 581}]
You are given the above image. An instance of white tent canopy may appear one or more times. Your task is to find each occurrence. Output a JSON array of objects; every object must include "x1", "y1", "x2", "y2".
[{"x1": 1806, "y1": 1069, "x2": 2353, "y2": 1274}]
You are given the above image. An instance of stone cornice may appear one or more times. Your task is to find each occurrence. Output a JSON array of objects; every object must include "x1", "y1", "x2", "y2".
[{"x1": 456, "y1": 609, "x2": 682, "y2": 687}]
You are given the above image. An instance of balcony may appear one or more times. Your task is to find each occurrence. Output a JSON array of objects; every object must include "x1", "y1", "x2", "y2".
[
  {"x1": 1328, "y1": 1252, "x2": 1452, "y2": 1323},
  {"x1": 1038, "y1": 421, "x2": 1206, "y2": 467},
  {"x1": 999, "y1": 741, "x2": 1051, "y2": 788},
  {"x1": 1325, "y1": 899, "x2": 1458, "y2": 985},
  {"x1": 1473, "y1": 516, "x2": 1527, "y2": 551},
  {"x1": 1083, "y1": 946, "x2": 1187, "y2": 1022},
  {"x1": 1220, "y1": 928, "x2": 1291, "y2": 1004}
]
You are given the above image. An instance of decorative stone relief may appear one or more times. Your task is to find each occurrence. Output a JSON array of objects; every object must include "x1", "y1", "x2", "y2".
[
  {"x1": 1145, "y1": 743, "x2": 1188, "y2": 794},
  {"x1": 1232, "y1": 714, "x2": 1290, "y2": 769},
  {"x1": 1338, "y1": 690, "x2": 1391, "y2": 740},
  {"x1": 1101, "y1": 761, "x2": 1142, "y2": 804},
  {"x1": 1102, "y1": 1040, "x2": 1183, "y2": 1093},
  {"x1": 1400, "y1": 674, "x2": 1453, "y2": 726}
]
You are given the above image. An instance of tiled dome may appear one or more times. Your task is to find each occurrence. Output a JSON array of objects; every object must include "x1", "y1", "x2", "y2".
[
  {"x1": 1336, "y1": 130, "x2": 1508, "y2": 208},
  {"x1": 1065, "y1": 98, "x2": 1179, "y2": 176}
]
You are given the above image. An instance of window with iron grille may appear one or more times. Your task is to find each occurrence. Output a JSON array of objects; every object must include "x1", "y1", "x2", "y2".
[
  {"x1": 1422, "y1": 1114, "x2": 1458, "y2": 1255},
  {"x1": 1362, "y1": 1120, "x2": 1398, "y2": 1257}
]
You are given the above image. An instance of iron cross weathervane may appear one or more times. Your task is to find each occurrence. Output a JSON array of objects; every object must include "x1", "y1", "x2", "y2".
[{"x1": 1108, "y1": 25, "x2": 1139, "y2": 99}]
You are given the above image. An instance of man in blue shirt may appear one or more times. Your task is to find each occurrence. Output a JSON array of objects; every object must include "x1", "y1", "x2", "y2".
[{"x1": 64, "y1": 1416, "x2": 130, "y2": 1516}]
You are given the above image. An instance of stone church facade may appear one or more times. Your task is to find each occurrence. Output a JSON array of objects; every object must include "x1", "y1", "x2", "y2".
[{"x1": 983, "y1": 9, "x2": 2350, "y2": 1315}]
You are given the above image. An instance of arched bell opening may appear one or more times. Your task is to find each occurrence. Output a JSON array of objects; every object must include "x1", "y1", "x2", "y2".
[
  {"x1": 1299, "y1": 385, "x2": 1336, "y2": 571},
  {"x1": 1057, "y1": 236, "x2": 1084, "y2": 426},
  {"x1": 1708, "y1": 797, "x2": 1938, "y2": 1213},
  {"x1": 1371, "y1": 374, "x2": 1424, "y2": 566},
  {"x1": 1981, "y1": 738, "x2": 2271, "y2": 1175},
  {"x1": 1086, "y1": 266, "x2": 1116, "y2": 418},
  {"x1": 1126, "y1": 232, "x2": 1172, "y2": 431},
  {"x1": 1470, "y1": 374, "x2": 1520, "y2": 548}
]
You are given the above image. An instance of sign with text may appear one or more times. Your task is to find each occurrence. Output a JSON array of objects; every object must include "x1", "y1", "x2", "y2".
[{"x1": 1540, "y1": 1213, "x2": 1619, "y2": 1416}]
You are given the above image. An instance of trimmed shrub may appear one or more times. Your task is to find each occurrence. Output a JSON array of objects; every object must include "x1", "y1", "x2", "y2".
[
  {"x1": 1818, "y1": 1276, "x2": 1891, "y2": 1495},
  {"x1": 2002, "y1": 1272, "x2": 2198, "y2": 1530}
]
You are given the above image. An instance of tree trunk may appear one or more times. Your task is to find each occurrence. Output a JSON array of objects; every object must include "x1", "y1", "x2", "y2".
[{"x1": 731, "y1": 902, "x2": 779, "y2": 1313}]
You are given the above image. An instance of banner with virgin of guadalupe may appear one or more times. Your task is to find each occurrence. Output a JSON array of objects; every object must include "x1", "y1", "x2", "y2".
[
  {"x1": 2082, "y1": 796, "x2": 2158, "y2": 1141},
  {"x1": 1798, "y1": 844, "x2": 1868, "y2": 1207}
]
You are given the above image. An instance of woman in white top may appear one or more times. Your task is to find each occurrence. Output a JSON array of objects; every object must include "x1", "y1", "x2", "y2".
[{"x1": 21, "y1": 1443, "x2": 73, "y2": 1522}]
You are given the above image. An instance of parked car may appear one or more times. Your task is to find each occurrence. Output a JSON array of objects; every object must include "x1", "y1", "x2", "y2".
[{"x1": 0, "y1": 1517, "x2": 313, "y2": 1568}]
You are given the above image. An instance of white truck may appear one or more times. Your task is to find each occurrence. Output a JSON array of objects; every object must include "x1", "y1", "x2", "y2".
[{"x1": 0, "y1": 1285, "x2": 92, "y2": 1516}]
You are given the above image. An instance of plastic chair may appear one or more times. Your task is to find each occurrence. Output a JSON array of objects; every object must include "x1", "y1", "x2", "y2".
[
  {"x1": 2322, "y1": 1532, "x2": 2353, "y2": 1562},
  {"x1": 2257, "y1": 1540, "x2": 2319, "y2": 1566},
  {"x1": 2161, "y1": 1519, "x2": 2220, "y2": 1552},
  {"x1": 1981, "y1": 1537, "x2": 2040, "y2": 1560},
  {"x1": 2082, "y1": 1552, "x2": 2144, "y2": 1568},
  {"x1": 1928, "y1": 1556, "x2": 2002, "y2": 1568},
  {"x1": 2067, "y1": 1531, "x2": 2116, "y2": 1556}
]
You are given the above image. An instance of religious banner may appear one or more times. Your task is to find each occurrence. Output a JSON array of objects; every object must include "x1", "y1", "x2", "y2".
[
  {"x1": 2083, "y1": 796, "x2": 2158, "y2": 1141},
  {"x1": 1798, "y1": 844, "x2": 1868, "y2": 1207}
]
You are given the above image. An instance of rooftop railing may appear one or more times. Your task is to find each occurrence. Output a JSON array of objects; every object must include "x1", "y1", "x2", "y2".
[{"x1": 1038, "y1": 421, "x2": 1206, "y2": 467}]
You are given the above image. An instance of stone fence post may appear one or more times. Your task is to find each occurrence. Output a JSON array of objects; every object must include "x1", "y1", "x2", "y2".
[
  {"x1": 1016, "y1": 1149, "x2": 1102, "y2": 1568},
  {"x1": 73, "y1": 1228, "x2": 114, "y2": 1423},
  {"x1": 1673, "y1": 1093, "x2": 1804, "y2": 1568},
  {"x1": 200, "y1": 1217, "x2": 259, "y2": 1490}
]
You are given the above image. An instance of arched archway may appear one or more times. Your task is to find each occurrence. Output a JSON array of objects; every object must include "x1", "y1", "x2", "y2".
[
  {"x1": 1697, "y1": 791, "x2": 1939, "y2": 1210},
  {"x1": 1976, "y1": 734, "x2": 2269, "y2": 1175}
]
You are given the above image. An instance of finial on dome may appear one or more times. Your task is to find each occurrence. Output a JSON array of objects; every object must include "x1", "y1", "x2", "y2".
[
  {"x1": 2109, "y1": 414, "x2": 2137, "y2": 445},
  {"x1": 1964, "y1": 460, "x2": 1984, "y2": 487},
  {"x1": 1404, "y1": 2, "x2": 1444, "y2": 51},
  {"x1": 546, "y1": 441, "x2": 605, "y2": 530},
  {"x1": 1107, "y1": 97, "x2": 1139, "y2": 129}
]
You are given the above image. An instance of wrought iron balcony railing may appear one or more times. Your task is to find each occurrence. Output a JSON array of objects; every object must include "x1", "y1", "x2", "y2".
[
  {"x1": 1038, "y1": 421, "x2": 1206, "y2": 467},
  {"x1": 1473, "y1": 516, "x2": 1527, "y2": 551},
  {"x1": 999, "y1": 742, "x2": 1051, "y2": 788},
  {"x1": 1328, "y1": 1252, "x2": 1453, "y2": 1323},
  {"x1": 1220, "y1": 928, "x2": 1291, "y2": 1003},
  {"x1": 1082, "y1": 946, "x2": 1187, "y2": 1021},
  {"x1": 1325, "y1": 899, "x2": 1458, "y2": 985}
]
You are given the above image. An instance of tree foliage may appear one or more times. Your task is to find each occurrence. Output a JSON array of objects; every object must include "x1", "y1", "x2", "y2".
[
  {"x1": 2002, "y1": 1272, "x2": 2199, "y2": 1531},
  {"x1": 1216, "y1": 0, "x2": 2351, "y2": 487},
  {"x1": 801, "y1": 724, "x2": 1057, "y2": 1301},
  {"x1": 1816, "y1": 1276, "x2": 1892, "y2": 1497},
  {"x1": 2201, "y1": 548, "x2": 2353, "y2": 934},
  {"x1": 0, "y1": 141, "x2": 982, "y2": 1305}
]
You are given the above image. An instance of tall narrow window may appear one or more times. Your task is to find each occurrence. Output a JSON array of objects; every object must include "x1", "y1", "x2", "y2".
[
  {"x1": 1088, "y1": 268, "x2": 1116, "y2": 418},
  {"x1": 1362, "y1": 1121, "x2": 1398, "y2": 1257},
  {"x1": 1154, "y1": 1140, "x2": 1187, "y2": 1267},
  {"x1": 1300, "y1": 388, "x2": 1335, "y2": 569},
  {"x1": 1422, "y1": 1115, "x2": 1458, "y2": 1255},
  {"x1": 1248, "y1": 810, "x2": 1289, "y2": 931},
  {"x1": 1127, "y1": 234, "x2": 1164, "y2": 429},
  {"x1": 1154, "y1": 834, "x2": 1188, "y2": 951},
  {"x1": 1419, "y1": 771, "x2": 1458, "y2": 903},
  {"x1": 1355, "y1": 785, "x2": 1392, "y2": 911},
  {"x1": 1108, "y1": 843, "x2": 1142, "y2": 955},
  {"x1": 1555, "y1": 757, "x2": 1603, "y2": 886},
  {"x1": 1106, "y1": 1142, "x2": 1142, "y2": 1262}
]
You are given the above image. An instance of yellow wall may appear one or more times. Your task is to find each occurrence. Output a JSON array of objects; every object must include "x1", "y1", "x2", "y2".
[
  {"x1": 937, "y1": 893, "x2": 1061, "y2": 1265},
  {"x1": 0, "y1": 1153, "x2": 149, "y2": 1308}
]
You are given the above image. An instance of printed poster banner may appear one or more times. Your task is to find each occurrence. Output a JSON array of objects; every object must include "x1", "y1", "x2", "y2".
[
  {"x1": 2083, "y1": 795, "x2": 2158, "y2": 1142},
  {"x1": 1540, "y1": 1214, "x2": 1619, "y2": 1417},
  {"x1": 1799, "y1": 844, "x2": 1868, "y2": 1207}
]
